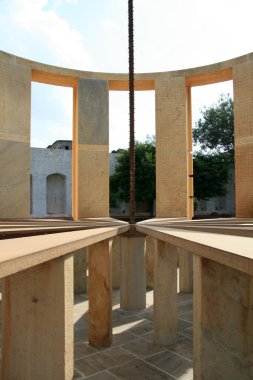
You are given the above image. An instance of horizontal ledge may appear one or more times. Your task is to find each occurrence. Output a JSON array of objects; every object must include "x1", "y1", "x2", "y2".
[
  {"x1": 186, "y1": 68, "x2": 233, "y2": 87},
  {"x1": 136, "y1": 224, "x2": 253, "y2": 275},
  {"x1": 109, "y1": 80, "x2": 155, "y2": 91},
  {"x1": 0, "y1": 225, "x2": 129, "y2": 278}
]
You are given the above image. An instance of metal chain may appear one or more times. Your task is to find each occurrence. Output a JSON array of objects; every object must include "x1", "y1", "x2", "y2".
[{"x1": 128, "y1": 0, "x2": 135, "y2": 224}]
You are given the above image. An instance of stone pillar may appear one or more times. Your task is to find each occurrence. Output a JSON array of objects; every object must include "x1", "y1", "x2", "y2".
[
  {"x1": 193, "y1": 255, "x2": 253, "y2": 380},
  {"x1": 178, "y1": 247, "x2": 193, "y2": 293},
  {"x1": 88, "y1": 240, "x2": 112, "y2": 348},
  {"x1": 1, "y1": 255, "x2": 74, "y2": 380},
  {"x1": 75, "y1": 79, "x2": 109, "y2": 219},
  {"x1": 0, "y1": 54, "x2": 31, "y2": 218},
  {"x1": 146, "y1": 236, "x2": 157, "y2": 289},
  {"x1": 156, "y1": 78, "x2": 191, "y2": 218},
  {"x1": 154, "y1": 240, "x2": 177, "y2": 346},
  {"x1": 233, "y1": 61, "x2": 253, "y2": 217},
  {"x1": 111, "y1": 237, "x2": 121, "y2": 289},
  {"x1": 120, "y1": 228, "x2": 146, "y2": 310},
  {"x1": 74, "y1": 248, "x2": 87, "y2": 294}
]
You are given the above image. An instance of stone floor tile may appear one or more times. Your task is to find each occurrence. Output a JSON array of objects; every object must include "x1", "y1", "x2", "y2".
[
  {"x1": 73, "y1": 367, "x2": 85, "y2": 379},
  {"x1": 178, "y1": 302, "x2": 193, "y2": 315},
  {"x1": 74, "y1": 327, "x2": 88, "y2": 343},
  {"x1": 179, "y1": 327, "x2": 193, "y2": 340},
  {"x1": 74, "y1": 342, "x2": 97, "y2": 360},
  {"x1": 121, "y1": 337, "x2": 167, "y2": 359},
  {"x1": 86, "y1": 370, "x2": 120, "y2": 379},
  {"x1": 75, "y1": 347, "x2": 135, "y2": 377},
  {"x1": 179, "y1": 312, "x2": 193, "y2": 323},
  {"x1": 128, "y1": 320, "x2": 153, "y2": 336},
  {"x1": 112, "y1": 314, "x2": 143, "y2": 330},
  {"x1": 178, "y1": 318, "x2": 192, "y2": 332},
  {"x1": 110, "y1": 358, "x2": 174, "y2": 380},
  {"x1": 168, "y1": 337, "x2": 193, "y2": 361},
  {"x1": 112, "y1": 331, "x2": 137, "y2": 347},
  {"x1": 147, "y1": 350, "x2": 193, "y2": 379},
  {"x1": 178, "y1": 293, "x2": 193, "y2": 304}
]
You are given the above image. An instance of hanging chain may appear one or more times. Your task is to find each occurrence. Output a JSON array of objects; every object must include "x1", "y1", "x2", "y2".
[{"x1": 128, "y1": 0, "x2": 135, "y2": 224}]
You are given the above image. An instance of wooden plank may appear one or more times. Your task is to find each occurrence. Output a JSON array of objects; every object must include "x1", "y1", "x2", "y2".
[
  {"x1": 136, "y1": 225, "x2": 253, "y2": 275},
  {"x1": 0, "y1": 226, "x2": 129, "y2": 278}
]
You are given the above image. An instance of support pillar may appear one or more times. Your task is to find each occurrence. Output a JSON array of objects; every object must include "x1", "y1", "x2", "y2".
[
  {"x1": 74, "y1": 248, "x2": 87, "y2": 294},
  {"x1": 193, "y1": 255, "x2": 253, "y2": 380},
  {"x1": 111, "y1": 237, "x2": 121, "y2": 289},
  {"x1": 146, "y1": 236, "x2": 156, "y2": 289},
  {"x1": 178, "y1": 247, "x2": 193, "y2": 293},
  {"x1": 120, "y1": 229, "x2": 146, "y2": 310},
  {"x1": 88, "y1": 240, "x2": 112, "y2": 348},
  {"x1": 154, "y1": 241, "x2": 177, "y2": 346},
  {"x1": 75, "y1": 79, "x2": 109, "y2": 219},
  {"x1": 233, "y1": 61, "x2": 253, "y2": 217},
  {"x1": 1, "y1": 255, "x2": 74, "y2": 380},
  {"x1": 156, "y1": 78, "x2": 191, "y2": 217},
  {"x1": 0, "y1": 55, "x2": 31, "y2": 218}
]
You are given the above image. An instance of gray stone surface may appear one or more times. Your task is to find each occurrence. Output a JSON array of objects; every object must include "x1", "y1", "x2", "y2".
[
  {"x1": 30, "y1": 147, "x2": 72, "y2": 216},
  {"x1": 74, "y1": 289, "x2": 193, "y2": 380},
  {"x1": 78, "y1": 79, "x2": 109, "y2": 145}
]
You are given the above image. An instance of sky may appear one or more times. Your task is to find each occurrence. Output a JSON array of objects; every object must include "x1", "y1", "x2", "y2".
[{"x1": 1, "y1": 0, "x2": 253, "y2": 150}]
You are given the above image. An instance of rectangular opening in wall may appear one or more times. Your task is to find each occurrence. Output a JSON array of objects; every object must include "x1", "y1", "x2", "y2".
[
  {"x1": 109, "y1": 90, "x2": 155, "y2": 221},
  {"x1": 191, "y1": 80, "x2": 234, "y2": 219},
  {"x1": 30, "y1": 82, "x2": 73, "y2": 218}
]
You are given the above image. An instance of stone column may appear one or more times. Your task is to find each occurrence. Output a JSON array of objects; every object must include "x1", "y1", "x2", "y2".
[
  {"x1": 1, "y1": 255, "x2": 74, "y2": 380},
  {"x1": 0, "y1": 55, "x2": 31, "y2": 218},
  {"x1": 111, "y1": 237, "x2": 121, "y2": 289},
  {"x1": 146, "y1": 236, "x2": 157, "y2": 289},
  {"x1": 88, "y1": 240, "x2": 112, "y2": 348},
  {"x1": 156, "y1": 78, "x2": 191, "y2": 218},
  {"x1": 193, "y1": 255, "x2": 253, "y2": 380},
  {"x1": 75, "y1": 79, "x2": 109, "y2": 219},
  {"x1": 233, "y1": 61, "x2": 253, "y2": 217},
  {"x1": 178, "y1": 247, "x2": 193, "y2": 293},
  {"x1": 120, "y1": 228, "x2": 146, "y2": 311},
  {"x1": 74, "y1": 248, "x2": 87, "y2": 294},
  {"x1": 154, "y1": 240, "x2": 177, "y2": 346}
]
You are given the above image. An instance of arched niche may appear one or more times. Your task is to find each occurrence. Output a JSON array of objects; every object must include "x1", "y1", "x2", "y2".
[{"x1": 46, "y1": 173, "x2": 67, "y2": 215}]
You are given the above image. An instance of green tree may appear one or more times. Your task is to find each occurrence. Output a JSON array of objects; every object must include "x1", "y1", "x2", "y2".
[
  {"x1": 193, "y1": 94, "x2": 234, "y2": 201},
  {"x1": 110, "y1": 136, "x2": 156, "y2": 216},
  {"x1": 193, "y1": 94, "x2": 234, "y2": 155}
]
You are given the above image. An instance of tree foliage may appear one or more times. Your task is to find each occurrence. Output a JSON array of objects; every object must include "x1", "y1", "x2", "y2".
[
  {"x1": 193, "y1": 152, "x2": 231, "y2": 200},
  {"x1": 193, "y1": 94, "x2": 234, "y2": 158},
  {"x1": 193, "y1": 94, "x2": 234, "y2": 200},
  {"x1": 110, "y1": 136, "x2": 156, "y2": 215}
]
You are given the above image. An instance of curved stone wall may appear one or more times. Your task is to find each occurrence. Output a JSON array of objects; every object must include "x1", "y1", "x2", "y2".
[{"x1": 1, "y1": 50, "x2": 253, "y2": 218}]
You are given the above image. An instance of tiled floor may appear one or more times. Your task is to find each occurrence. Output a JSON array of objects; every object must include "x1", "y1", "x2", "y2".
[{"x1": 73, "y1": 290, "x2": 193, "y2": 380}]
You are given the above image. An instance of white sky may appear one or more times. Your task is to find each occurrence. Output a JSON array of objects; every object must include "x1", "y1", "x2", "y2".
[{"x1": 1, "y1": 0, "x2": 252, "y2": 150}]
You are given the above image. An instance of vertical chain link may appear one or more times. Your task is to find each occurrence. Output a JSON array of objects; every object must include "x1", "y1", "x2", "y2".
[{"x1": 128, "y1": 0, "x2": 135, "y2": 224}]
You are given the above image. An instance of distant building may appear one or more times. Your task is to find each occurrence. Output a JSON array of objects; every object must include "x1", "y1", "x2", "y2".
[
  {"x1": 30, "y1": 140, "x2": 72, "y2": 217},
  {"x1": 30, "y1": 141, "x2": 235, "y2": 218}
]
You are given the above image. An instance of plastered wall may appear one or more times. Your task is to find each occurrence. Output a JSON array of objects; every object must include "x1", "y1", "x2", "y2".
[
  {"x1": 156, "y1": 78, "x2": 189, "y2": 217},
  {"x1": 1, "y1": 50, "x2": 253, "y2": 219},
  {"x1": 233, "y1": 61, "x2": 253, "y2": 217},
  {"x1": 77, "y1": 79, "x2": 109, "y2": 218},
  {"x1": 0, "y1": 55, "x2": 31, "y2": 218}
]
